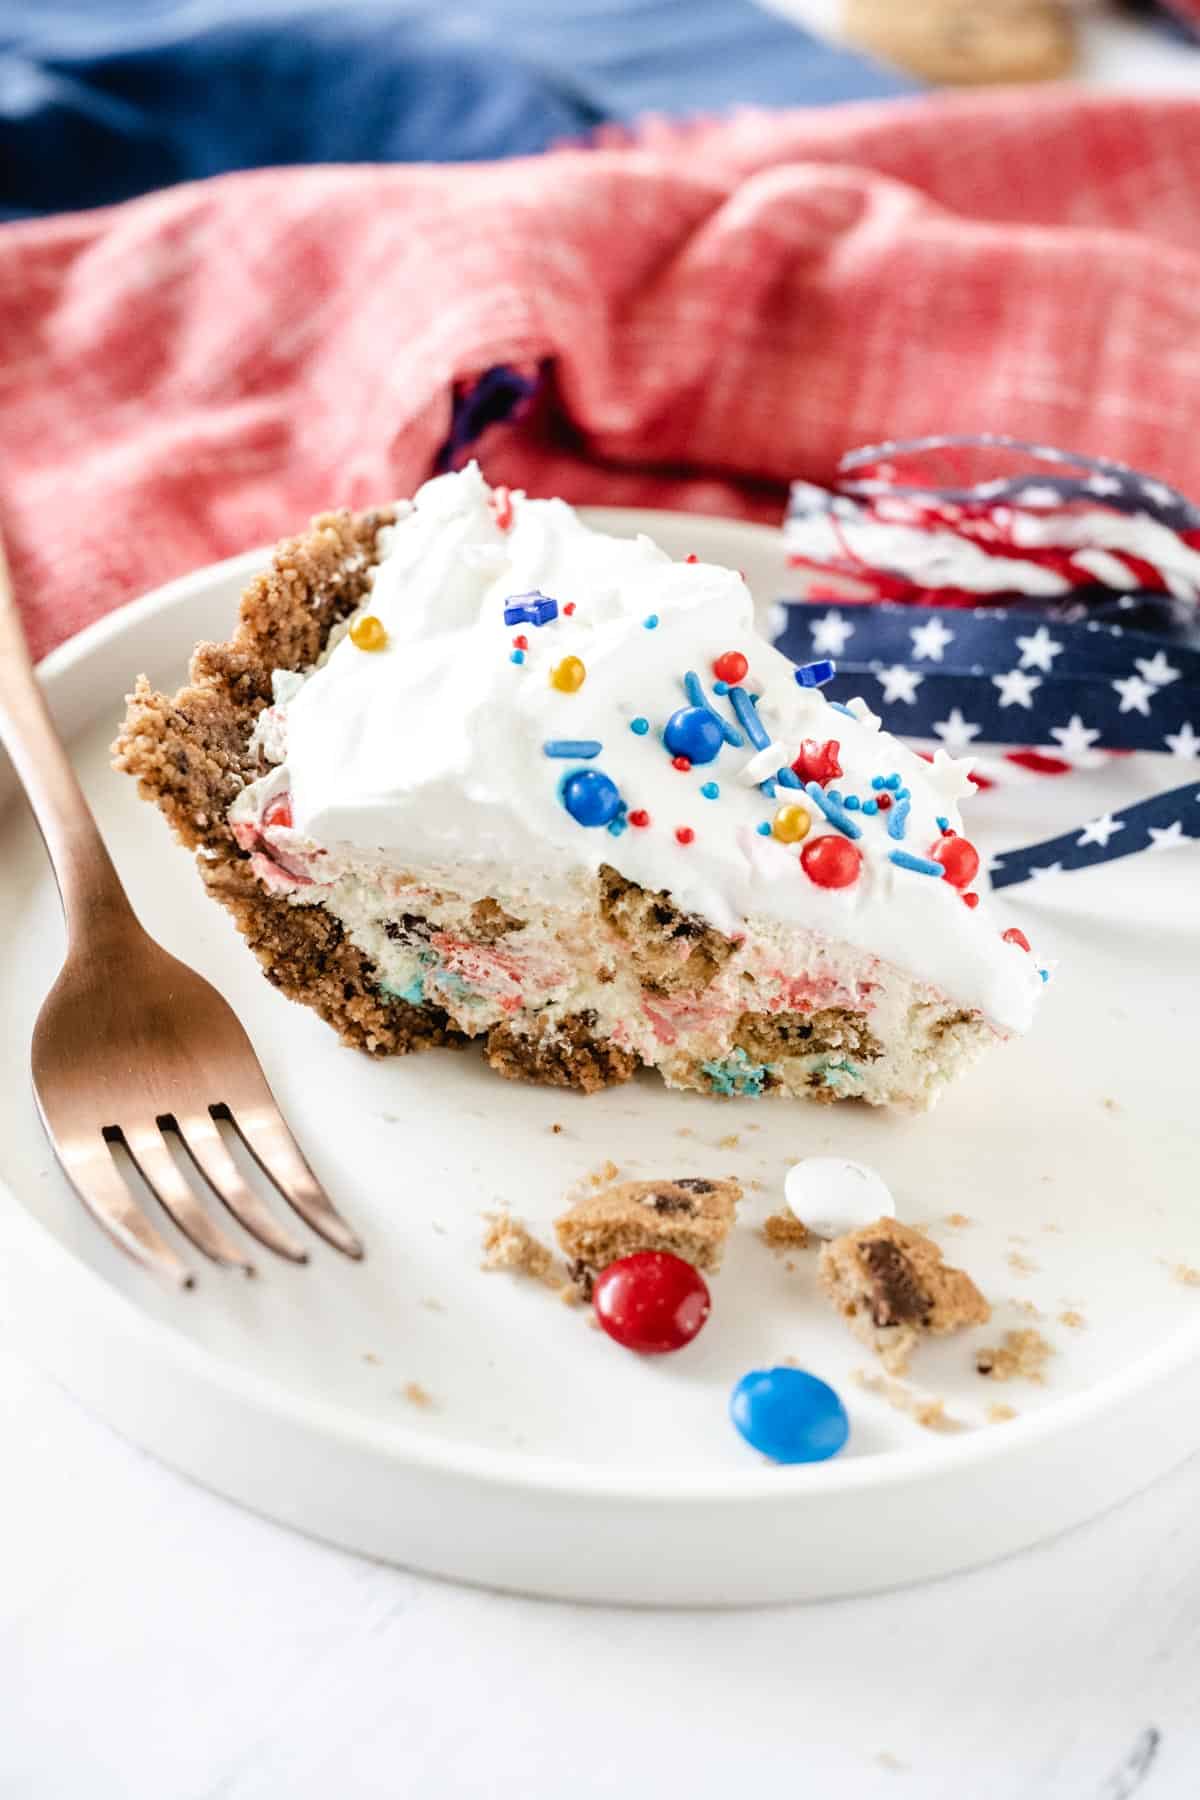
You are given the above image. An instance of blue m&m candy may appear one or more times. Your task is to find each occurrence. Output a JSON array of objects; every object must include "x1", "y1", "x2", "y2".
[
  {"x1": 729, "y1": 1367, "x2": 849, "y2": 1464},
  {"x1": 663, "y1": 706, "x2": 724, "y2": 766},
  {"x1": 560, "y1": 768, "x2": 622, "y2": 828}
]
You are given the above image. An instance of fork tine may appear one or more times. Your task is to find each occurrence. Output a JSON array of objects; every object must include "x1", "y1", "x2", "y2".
[
  {"x1": 121, "y1": 1124, "x2": 255, "y2": 1272},
  {"x1": 61, "y1": 1141, "x2": 192, "y2": 1287},
  {"x1": 221, "y1": 1101, "x2": 364, "y2": 1259},
  {"x1": 174, "y1": 1113, "x2": 308, "y2": 1263}
]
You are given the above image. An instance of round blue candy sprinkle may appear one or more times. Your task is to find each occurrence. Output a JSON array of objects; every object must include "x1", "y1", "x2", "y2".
[
  {"x1": 1039, "y1": 968, "x2": 1050, "y2": 983},
  {"x1": 510, "y1": 649, "x2": 526, "y2": 665},
  {"x1": 663, "y1": 705, "x2": 724, "y2": 766},
  {"x1": 843, "y1": 795, "x2": 861, "y2": 811},
  {"x1": 643, "y1": 614, "x2": 659, "y2": 630},
  {"x1": 862, "y1": 798, "x2": 879, "y2": 816},
  {"x1": 897, "y1": 787, "x2": 910, "y2": 801},
  {"x1": 700, "y1": 781, "x2": 720, "y2": 800},
  {"x1": 560, "y1": 768, "x2": 622, "y2": 828},
  {"x1": 756, "y1": 821, "x2": 772, "y2": 836},
  {"x1": 729, "y1": 1367, "x2": 849, "y2": 1465},
  {"x1": 936, "y1": 815, "x2": 949, "y2": 832},
  {"x1": 885, "y1": 773, "x2": 902, "y2": 791},
  {"x1": 713, "y1": 679, "x2": 729, "y2": 696},
  {"x1": 629, "y1": 716, "x2": 650, "y2": 736},
  {"x1": 871, "y1": 775, "x2": 886, "y2": 791}
]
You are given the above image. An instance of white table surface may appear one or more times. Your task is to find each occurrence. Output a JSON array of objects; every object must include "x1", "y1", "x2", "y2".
[{"x1": 6, "y1": 8, "x2": 1200, "y2": 1794}]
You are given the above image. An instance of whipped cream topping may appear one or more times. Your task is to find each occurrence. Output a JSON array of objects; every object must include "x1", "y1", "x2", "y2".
[{"x1": 232, "y1": 466, "x2": 1044, "y2": 1034}]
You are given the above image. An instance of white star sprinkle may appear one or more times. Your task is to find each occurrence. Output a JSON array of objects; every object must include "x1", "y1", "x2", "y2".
[
  {"x1": 1015, "y1": 626, "x2": 1063, "y2": 673},
  {"x1": 1086, "y1": 472, "x2": 1122, "y2": 496},
  {"x1": 846, "y1": 696, "x2": 882, "y2": 732},
  {"x1": 1112, "y1": 673, "x2": 1156, "y2": 716},
  {"x1": 926, "y1": 748, "x2": 977, "y2": 804},
  {"x1": 1077, "y1": 814, "x2": 1124, "y2": 848},
  {"x1": 1148, "y1": 821, "x2": 1188, "y2": 852},
  {"x1": 809, "y1": 609, "x2": 855, "y2": 656},
  {"x1": 909, "y1": 617, "x2": 955, "y2": 663},
  {"x1": 992, "y1": 668, "x2": 1042, "y2": 709},
  {"x1": 932, "y1": 707, "x2": 982, "y2": 754},
  {"x1": 1165, "y1": 721, "x2": 1199, "y2": 758},
  {"x1": 1049, "y1": 715, "x2": 1102, "y2": 758},
  {"x1": 1134, "y1": 651, "x2": 1180, "y2": 688},
  {"x1": 877, "y1": 665, "x2": 924, "y2": 705}
]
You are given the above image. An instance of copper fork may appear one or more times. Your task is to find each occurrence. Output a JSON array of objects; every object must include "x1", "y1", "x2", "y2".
[{"x1": 0, "y1": 535, "x2": 363, "y2": 1284}]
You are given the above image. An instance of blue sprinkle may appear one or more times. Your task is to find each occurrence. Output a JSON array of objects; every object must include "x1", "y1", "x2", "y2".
[
  {"x1": 761, "y1": 778, "x2": 777, "y2": 799},
  {"x1": 504, "y1": 591, "x2": 558, "y2": 627},
  {"x1": 560, "y1": 768, "x2": 622, "y2": 828},
  {"x1": 776, "y1": 766, "x2": 802, "y2": 789},
  {"x1": 804, "y1": 781, "x2": 861, "y2": 840},
  {"x1": 701, "y1": 1048, "x2": 773, "y2": 1097},
  {"x1": 643, "y1": 614, "x2": 659, "y2": 630},
  {"x1": 794, "y1": 658, "x2": 836, "y2": 689},
  {"x1": 543, "y1": 739, "x2": 602, "y2": 760},
  {"x1": 729, "y1": 1367, "x2": 848, "y2": 1465},
  {"x1": 897, "y1": 787, "x2": 910, "y2": 801},
  {"x1": 700, "y1": 781, "x2": 720, "y2": 799},
  {"x1": 756, "y1": 821, "x2": 772, "y2": 836},
  {"x1": 827, "y1": 789, "x2": 841, "y2": 803},
  {"x1": 683, "y1": 669, "x2": 743, "y2": 747},
  {"x1": 749, "y1": 692, "x2": 761, "y2": 704},
  {"x1": 630, "y1": 716, "x2": 650, "y2": 736},
  {"x1": 871, "y1": 776, "x2": 886, "y2": 791},
  {"x1": 936, "y1": 815, "x2": 950, "y2": 832},
  {"x1": 1039, "y1": 968, "x2": 1050, "y2": 983},
  {"x1": 862, "y1": 798, "x2": 879, "y2": 816},
  {"x1": 885, "y1": 773, "x2": 902, "y2": 791},
  {"x1": 607, "y1": 815, "x2": 628, "y2": 836},
  {"x1": 887, "y1": 799, "x2": 910, "y2": 841},
  {"x1": 889, "y1": 849, "x2": 944, "y2": 877},
  {"x1": 844, "y1": 795, "x2": 861, "y2": 811},
  {"x1": 664, "y1": 706, "x2": 724, "y2": 766},
  {"x1": 727, "y1": 686, "x2": 769, "y2": 751},
  {"x1": 510, "y1": 650, "x2": 526, "y2": 665},
  {"x1": 713, "y1": 679, "x2": 730, "y2": 696},
  {"x1": 829, "y1": 701, "x2": 855, "y2": 718}
]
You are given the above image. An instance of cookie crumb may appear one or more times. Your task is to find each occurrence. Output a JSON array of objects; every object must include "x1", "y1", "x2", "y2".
[
  {"x1": 676, "y1": 1127, "x2": 694, "y2": 1138},
  {"x1": 1058, "y1": 1308, "x2": 1086, "y2": 1330},
  {"x1": 1007, "y1": 1250, "x2": 1039, "y2": 1277},
  {"x1": 853, "y1": 1369, "x2": 968, "y2": 1434},
  {"x1": 718, "y1": 1133, "x2": 740, "y2": 1150},
  {"x1": 403, "y1": 1381, "x2": 434, "y2": 1409},
  {"x1": 1013, "y1": 1297, "x2": 1045, "y2": 1321},
  {"x1": 1175, "y1": 1264, "x2": 1200, "y2": 1287},
  {"x1": 550, "y1": 1122, "x2": 564, "y2": 1135},
  {"x1": 820, "y1": 1218, "x2": 990, "y2": 1375},
  {"x1": 945, "y1": 1212, "x2": 972, "y2": 1228},
  {"x1": 976, "y1": 1328, "x2": 1054, "y2": 1383},
  {"x1": 588, "y1": 1159, "x2": 621, "y2": 1187},
  {"x1": 361, "y1": 1352, "x2": 381, "y2": 1366},
  {"x1": 556, "y1": 1176, "x2": 741, "y2": 1281},
  {"x1": 481, "y1": 1214, "x2": 567, "y2": 1290},
  {"x1": 1101, "y1": 1097, "x2": 1120, "y2": 1113},
  {"x1": 987, "y1": 1403, "x2": 1018, "y2": 1424},
  {"x1": 420, "y1": 1297, "x2": 446, "y2": 1313},
  {"x1": 762, "y1": 1211, "x2": 811, "y2": 1252}
]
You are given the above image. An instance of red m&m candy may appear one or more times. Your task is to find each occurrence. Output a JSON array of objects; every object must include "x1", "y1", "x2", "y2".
[
  {"x1": 592, "y1": 1251, "x2": 711, "y2": 1354},
  {"x1": 800, "y1": 834, "x2": 862, "y2": 889},
  {"x1": 713, "y1": 650, "x2": 748, "y2": 684},
  {"x1": 931, "y1": 834, "x2": 980, "y2": 890}
]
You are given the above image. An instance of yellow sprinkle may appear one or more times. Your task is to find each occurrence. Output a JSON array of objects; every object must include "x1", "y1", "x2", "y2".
[
  {"x1": 349, "y1": 613, "x2": 388, "y2": 652},
  {"x1": 550, "y1": 655, "x2": 586, "y2": 693},
  {"x1": 772, "y1": 802, "x2": 811, "y2": 844}
]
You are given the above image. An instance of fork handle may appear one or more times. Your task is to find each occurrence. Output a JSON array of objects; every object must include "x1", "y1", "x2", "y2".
[{"x1": 0, "y1": 533, "x2": 138, "y2": 941}]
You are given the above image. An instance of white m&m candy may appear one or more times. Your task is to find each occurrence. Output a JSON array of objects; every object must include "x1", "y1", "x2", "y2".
[{"x1": 784, "y1": 1157, "x2": 895, "y2": 1241}]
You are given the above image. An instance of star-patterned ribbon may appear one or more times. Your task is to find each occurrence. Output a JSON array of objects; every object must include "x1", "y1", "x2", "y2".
[{"x1": 776, "y1": 437, "x2": 1200, "y2": 883}]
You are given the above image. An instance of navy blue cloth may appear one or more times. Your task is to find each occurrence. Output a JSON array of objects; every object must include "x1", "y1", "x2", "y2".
[{"x1": 0, "y1": 1, "x2": 916, "y2": 219}]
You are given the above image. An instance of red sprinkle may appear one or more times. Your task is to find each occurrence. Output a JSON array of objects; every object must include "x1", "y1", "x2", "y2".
[
  {"x1": 592, "y1": 1252, "x2": 711, "y2": 1355},
  {"x1": 712, "y1": 650, "x2": 749, "y2": 684},
  {"x1": 671, "y1": 755, "x2": 692, "y2": 772},
  {"x1": 490, "y1": 485, "x2": 514, "y2": 532},
  {"x1": 791, "y1": 738, "x2": 843, "y2": 786},
  {"x1": 262, "y1": 794, "x2": 293, "y2": 831},
  {"x1": 512, "y1": 634, "x2": 528, "y2": 651},
  {"x1": 961, "y1": 891, "x2": 980, "y2": 910},
  {"x1": 675, "y1": 826, "x2": 695, "y2": 845},
  {"x1": 563, "y1": 601, "x2": 577, "y2": 616},
  {"x1": 685, "y1": 553, "x2": 699, "y2": 564},
  {"x1": 800, "y1": 834, "x2": 862, "y2": 889},
  {"x1": 628, "y1": 809, "x2": 651, "y2": 829},
  {"x1": 931, "y1": 834, "x2": 980, "y2": 890},
  {"x1": 876, "y1": 792, "x2": 893, "y2": 812},
  {"x1": 1003, "y1": 928, "x2": 1032, "y2": 952}
]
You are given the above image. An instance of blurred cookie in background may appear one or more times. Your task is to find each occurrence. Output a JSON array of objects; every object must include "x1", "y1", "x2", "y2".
[{"x1": 843, "y1": 0, "x2": 1077, "y2": 83}]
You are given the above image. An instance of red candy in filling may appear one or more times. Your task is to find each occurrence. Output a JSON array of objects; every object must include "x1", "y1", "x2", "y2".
[
  {"x1": 628, "y1": 809, "x2": 651, "y2": 828},
  {"x1": 712, "y1": 650, "x2": 748, "y2": 684},
  {"x1": 1003, "y1": 928, "x2": 1032, "y2": 952},
  {"x1": 671, "y1": 755, "x2": 692, "y2": 772},
  {"x1": 262, "y1": 793, "x2": 293, "y2": 831},
  {"x1": 592, "y1": 1251, "x2": 711, "y2": 1355},
  {"x1": 962, "y1": 891, "x2": 980, "y2": 909},
  {"x1": 676, "y1": 826, "x2": 695, "y2": 845},
  {"x1": 800, "y1": 834, "x2": 861, "y2": 889},
  {"x1": 931, "y1": 834, "x2": 980, "y2": 889},
  {"x1": 791, "y1": 738, "x2": 842, "y2": 786}
]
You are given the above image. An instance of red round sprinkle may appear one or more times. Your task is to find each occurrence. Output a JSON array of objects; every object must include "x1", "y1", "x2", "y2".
[
  {"x1": 931, "y1": 834, "x2": 980, "y2": 890},
  {"x1": 791, "y1": 738, "x2": 843, "y2": 786},
  {"x1": 671, "y1": 755, "x2": 692, "y2": 772},
  {"x1": 712, "y1": 650, "x2": 748, "y2": 684},
  {"x1": 876, "y1": 792, "x2": 893, "y2": 812},
  {"x1": 628, "y1": 809, "x2": 651, "y2": 828},
  {"x1": 262, "y1": 793, "x2": 293, "y2": 831},
  {"x1": 961, "y1": 891, "x2": 980, "y2": 910},
  {"x1": 676, "y1": 826, "x2": 695, "y2": 845},
  {"x1": 592, "y1": 1251, "x2": 711, "y2": 1355},
  {"x1": 685, "y1": 553, "x2": 699, "y2": 564},
  {"x1": 563, "y1": 602, "x2": 577, "y2": 616},
  {"x1": 512, "y1": 634, "x2": 528, "y2": 650},
  {"x1": 1003, "y1": 927, "x2": 1032, "y2": 952},
  {"x1": 800, "y1": 834, "x2": 862, "y2": 889}
]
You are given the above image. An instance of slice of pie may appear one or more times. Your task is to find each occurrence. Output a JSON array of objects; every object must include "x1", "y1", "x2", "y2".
[{"x1": 114, "y1": 466, "x2": 1043, "y2": 1106}]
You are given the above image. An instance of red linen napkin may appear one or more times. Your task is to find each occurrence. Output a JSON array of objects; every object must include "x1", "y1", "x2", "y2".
[{"x1": 4, "y1": 88, "x2": 1200, "y2": 661}]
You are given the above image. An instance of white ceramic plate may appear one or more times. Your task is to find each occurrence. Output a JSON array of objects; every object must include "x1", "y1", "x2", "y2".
[{"x1": 0, "y1": 510, "x2": 1197, "y2": 1606}]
